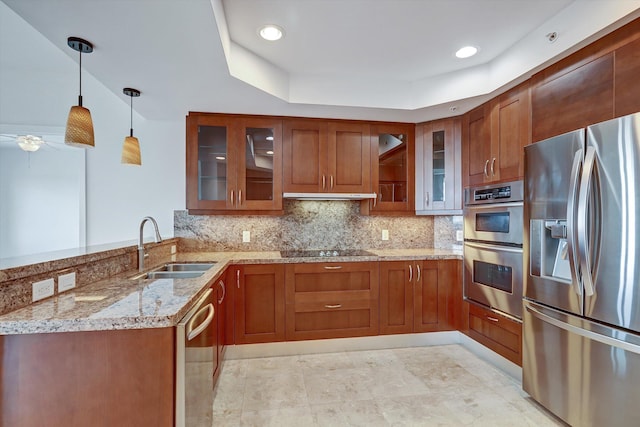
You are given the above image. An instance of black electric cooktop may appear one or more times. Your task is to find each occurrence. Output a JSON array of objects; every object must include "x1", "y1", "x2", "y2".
[{"x1": 279, "y1": 249, "x2": 375, "y2": 258}]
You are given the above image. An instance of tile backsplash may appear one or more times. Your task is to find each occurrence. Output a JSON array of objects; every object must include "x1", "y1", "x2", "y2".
[{"x1": 175, "y1": 201, "x2": 462, "y2": 252}]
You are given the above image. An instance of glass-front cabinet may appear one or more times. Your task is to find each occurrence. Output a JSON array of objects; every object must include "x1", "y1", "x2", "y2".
[
  {"x1": 368, "y1": 123, "x2": 415, "y2": 213},
  {"x1": 186, "y1": 113, "x2": 282, "y2": 212},
  {"x1": 415, "y1": 118, "x2": 462, "y2": 214}
]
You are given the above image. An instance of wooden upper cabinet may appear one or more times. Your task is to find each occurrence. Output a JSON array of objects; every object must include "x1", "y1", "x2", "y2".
[
  {"x1": 615, "y1": 37, "x2": 640, "y2": 117},
  {"x1": 463, "y1": 82, "x2": 529, "y2": 186},
  {"x1": 490, "y1": 81, "x2": 530, "y2": 182},
  {"x1": 531, "y1": 53, "x2": 614, "y2": 142},
  {"x1": 283, "y1": 119, "x2": 372, "y2": 194},
  {"x1": 186, "y1": 113, "x2": 283, "y2": 213},
  {"x1": 415, "y1": 118, "x2": 461, "y2": 213},
  {"x1": 367, "y1": 123, "x2": 415, "y2": 213},
  {"x1": 463, "y1": 103, "x2": 492, "y2": 187}
]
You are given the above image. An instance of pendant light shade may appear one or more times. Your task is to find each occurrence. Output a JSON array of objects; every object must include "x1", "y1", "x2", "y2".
[
  {"x1": 65, "y1": 37, "x2": 95, "y2": 148},
  {"x1": 121, "y1": 88, "x2": 142, "y2": 165}
]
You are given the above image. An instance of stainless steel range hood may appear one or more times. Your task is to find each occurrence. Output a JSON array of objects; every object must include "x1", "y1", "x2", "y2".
[{"x1": 283, "y1": 192, "x2": 377, "y2": 201}]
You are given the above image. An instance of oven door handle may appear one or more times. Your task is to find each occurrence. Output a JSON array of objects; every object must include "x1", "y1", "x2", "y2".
[
  {"x1": 464, "y1": 202, "x2": 523, "y2": 210},
  {"x1": 463, "y1": 241, "x2": 522, "y2": 254}
]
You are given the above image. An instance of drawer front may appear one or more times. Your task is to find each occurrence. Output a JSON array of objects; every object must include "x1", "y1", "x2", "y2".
[
  {"x1": 468, "y1": 303, "x2": 522, "y2": 365},
  {"x1": 285, "y1": 262, "x2": 379, "y2": 340}
]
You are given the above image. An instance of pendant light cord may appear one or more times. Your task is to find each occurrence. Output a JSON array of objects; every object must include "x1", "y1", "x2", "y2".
[
  {"x1": 78, "y1": 49, "x2": 83, "y2": 107},
  {"x1": 129, "y1": 93, "x2": 134, "y2": 137}
]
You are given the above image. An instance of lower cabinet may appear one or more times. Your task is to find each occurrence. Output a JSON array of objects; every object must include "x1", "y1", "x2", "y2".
[
  {"x1": 232, "y1": 264, "x2": 286, "y2": 344},
  {"x1": 284, "y1": 262, "x2": 379, "y2": 340},
  {"x1": 379, "y1": 259, "x2": 461, "y2": 334},
  {"x1": 466, "y1": 302, "x2": 522, "y2": 366},
  {"x1": 1, "y1": 328, "x2": 175, "y2": 427}
]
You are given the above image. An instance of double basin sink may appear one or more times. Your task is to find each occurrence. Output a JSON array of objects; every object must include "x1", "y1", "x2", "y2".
[{"x1": 130, "y1": 262, "x2": 216, "y2": 280}]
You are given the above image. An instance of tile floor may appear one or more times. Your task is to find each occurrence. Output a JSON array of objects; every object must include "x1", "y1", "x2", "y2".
[{"x1": 212, "y1": 344, "x2": 565, "y2": 426}]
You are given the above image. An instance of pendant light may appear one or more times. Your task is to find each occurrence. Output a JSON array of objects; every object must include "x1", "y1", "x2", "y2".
[
  {"x1": 121, "y1": 88, "x2": 142, "y2": 165},
  {"x1": 65, "y1": 37, "x2": 95, "y2": 148}
]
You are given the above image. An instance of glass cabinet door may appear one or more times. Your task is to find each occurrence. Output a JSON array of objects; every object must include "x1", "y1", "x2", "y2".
[
  {"x1": 197, "y1": 125, "x2": 230, "y2": 204},
  {"x1": 432, "y1": 130, "x2": 446, "y2": 204},
  {"x1": 370, "y1": 123, "x2": 415, "y2": 212},
  {"x1": 237, "y1": 118, "x2": 282, "y2": 210}
]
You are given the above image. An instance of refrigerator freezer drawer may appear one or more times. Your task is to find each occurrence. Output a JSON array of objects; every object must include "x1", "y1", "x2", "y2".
[{"x1": 523, "y1": 300, "x2": 640, "y2": 427}]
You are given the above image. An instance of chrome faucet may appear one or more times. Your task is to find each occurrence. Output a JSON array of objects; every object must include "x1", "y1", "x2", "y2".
[{"x1": 138, "y1": 216, "x2": 162, "y2": 272}]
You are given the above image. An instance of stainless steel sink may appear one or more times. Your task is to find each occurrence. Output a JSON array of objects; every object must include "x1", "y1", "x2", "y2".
[{"x1": 130, "y1": 262, "x2": 216, "y2": 280}]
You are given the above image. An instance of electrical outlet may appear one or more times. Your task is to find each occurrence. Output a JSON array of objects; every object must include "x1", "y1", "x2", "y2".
[
  {"x1": 33, "y1": 278, "x2": 55, "y2": 302},
  {"x1": 456, "y1": 230, "x2": 464, "y2": 242},
  {"x1": 381, "y1": 229, "x2": 389, "y2": 241},
  {"x1": 171, "y1": 245, "x2": 177, "y2": 254},
  {"x1": 58, "y1": 272, "x2": 76, "y2": 292},
  {"x1": 242, "y1": 230, "x2": 251, "y2": 243}
]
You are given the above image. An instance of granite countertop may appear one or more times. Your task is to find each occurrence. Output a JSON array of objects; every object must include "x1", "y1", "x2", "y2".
[{"x1": 0, "y1": 248, "x2": 461, "y2": 335}]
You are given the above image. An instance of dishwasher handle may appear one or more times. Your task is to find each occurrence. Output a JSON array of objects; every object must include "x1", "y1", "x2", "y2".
[{"x1": 187, "y1": 303, "x2": 214, "y2": 341}]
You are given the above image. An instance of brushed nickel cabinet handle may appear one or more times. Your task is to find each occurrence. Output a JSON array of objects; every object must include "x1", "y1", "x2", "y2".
[
  {"x1": 426, "y1": 192, "x2": 430, "y2": 206},
  {"x1": 416, "y1": 264, "x2": 421, "y2": 282},
  {"x1": 409, "y1": 264, "x2": 413, "y2": 282},
  {"x1": 236, "y1": 269, "x2": 240, "y2": 289},
  {"x1": 324, "y1": 304, "x2": 342, "y2": 309},
  {"x1": 490, "y1": 157, "x2": 496, "y2": 177},
  {"x1": 322, "y1": 175, "x2": 326, "y2": 189},
  {"x1": 238, "y1": 189, "x2": 242, "y2": 205},
  {"x1": 486, "y1": 316, "x2": 499, "y2": 322},
  {"x1": 187, "y1": 303, "x2": 214, "y2": 341},
  {"x1": 483, "y1": 160, "x2": 489, "y2": 178},
  {"x1": 230, "y1": 190, "x2": 235, "y2": 205},
  {"x1": 330, "y1": 175, "x2": 334, "y2": 189},
  {"x1": 324, "y1": 266, "x2": 343, "y2": 270},
  {"x1": 373, "y1": 192, "x2": 377, "y2": 208}
]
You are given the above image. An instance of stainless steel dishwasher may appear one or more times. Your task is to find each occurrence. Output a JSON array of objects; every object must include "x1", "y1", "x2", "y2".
[{"x1": 175, "y1": 288, "x2": 215, "y2": 427}]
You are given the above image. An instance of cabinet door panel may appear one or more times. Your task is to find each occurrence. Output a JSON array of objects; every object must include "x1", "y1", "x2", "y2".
[
  {"x1": 237, "y1": 118, "x2": 283, "y2": 210},
  {"x1": 465, "y1": 104, "x2": 492, "y2": 186},
  {"x1": 328, "y1": 122, "x2": 371, "y2": 192},
  {"x1": 379, "y1": 262, "x2": 413, "y2": 334},
  {"x1": 235, "y1": 264, "x2": 285, "y2": 344},
  {"x1": 615, "y1": 37, "x2": 640, "y2": 117},
  {"x1": 283, "y1": 120, "x2": 327, "y2": 192},
  {"x1": 532, "y1": 53, "x2": 614, "y2": 142},
  {"x1": 414, "y1": 262, "x2": 439, "y2": 332}
]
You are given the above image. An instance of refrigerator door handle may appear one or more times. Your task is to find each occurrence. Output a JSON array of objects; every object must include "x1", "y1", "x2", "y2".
[
  {"x1": 577, "y1": 146, "x2": 597, "y2": 296},
  {"x1": 526, "y1": 302, "x2": 640, "y2": 355},
  {"x1": 566, "y1": 149, "x2": 583, "y2": 296}
]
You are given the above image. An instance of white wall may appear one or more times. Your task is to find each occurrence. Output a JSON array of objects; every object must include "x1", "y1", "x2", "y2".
[
  {"x1": 0, "y1": 146, "x2": 84, "y2": 258},
  {"x1": 0, "y1": 3, "x2": 185, "y2": 250}
]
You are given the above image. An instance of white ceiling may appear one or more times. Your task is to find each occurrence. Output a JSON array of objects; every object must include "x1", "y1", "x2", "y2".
[{"x1": 2, "y1": 0, "x2": 640, "y2": 124}]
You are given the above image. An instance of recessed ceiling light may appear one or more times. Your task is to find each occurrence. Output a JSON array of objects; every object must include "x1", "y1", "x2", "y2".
[
  {"x1": 455, "y1": 46, "x2": 478, "y2": 59},
  {"x1": 259, "y1": 25, "x2": 284, "y2": 41}
]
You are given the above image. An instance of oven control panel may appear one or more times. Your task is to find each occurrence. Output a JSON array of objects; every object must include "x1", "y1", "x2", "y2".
[{"x1": 474, "y1": 185, "x2": 511, "y2": 201}]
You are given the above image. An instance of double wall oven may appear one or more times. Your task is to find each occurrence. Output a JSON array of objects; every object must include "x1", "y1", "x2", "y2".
[{"x1": 463, "y1": 180, "x2": 524, "y2": 319}]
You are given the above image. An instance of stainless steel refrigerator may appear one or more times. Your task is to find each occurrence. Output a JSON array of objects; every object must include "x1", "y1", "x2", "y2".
[{"x1": 523, "y1": 112, "x2": 640, "y2": 427}]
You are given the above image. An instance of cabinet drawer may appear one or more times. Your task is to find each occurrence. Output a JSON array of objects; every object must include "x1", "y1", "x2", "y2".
[
  {"x1": 285, "y1": 262, "x2": 379, "y2": 340},
  {"x1": 468, "y1": 303, "x2": 522, "y2": 366}
]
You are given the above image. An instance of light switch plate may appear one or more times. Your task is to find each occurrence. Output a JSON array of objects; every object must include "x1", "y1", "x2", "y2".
[
  {"x1": 242, "y1": 230, "x2": 251, "y2": 243},
  {"x1": 171, "y1": 245, "x2": 177, "y2": 254},
  {"x1": 58, "y1": 272, "x2": 76, "y2": 292},
  {"x1": 382, "y1": 229, "x2": 389, "y2": 241},
  {"x1": 456, "y1": 230, "x2": 464, "y2": 242},
  {"x1": 33, "y1": 278, "x2": 55, "y2": 302}
]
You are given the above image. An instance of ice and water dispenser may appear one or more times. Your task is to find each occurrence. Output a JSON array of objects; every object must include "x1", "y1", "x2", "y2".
[{"x1": 529, "y1": 219, "x2": 572, "y2": 283}]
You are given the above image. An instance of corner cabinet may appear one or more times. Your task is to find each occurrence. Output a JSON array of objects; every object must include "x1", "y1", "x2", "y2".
[
  {"x1": 415, "y1": 118, "x2": 462, "y2": 214},
  {"x1": 463, "y1": 81, "x2": 530, "y2": 186},
  {"x1": 186, "y1": 113, "x2": 283, "y2": 213},
  {"x1": 365, "y1": 123, "x2": 415, "y2": 214},
  {"x1": 283, "y1": 119, "x2": 372, "y2": 194}
]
